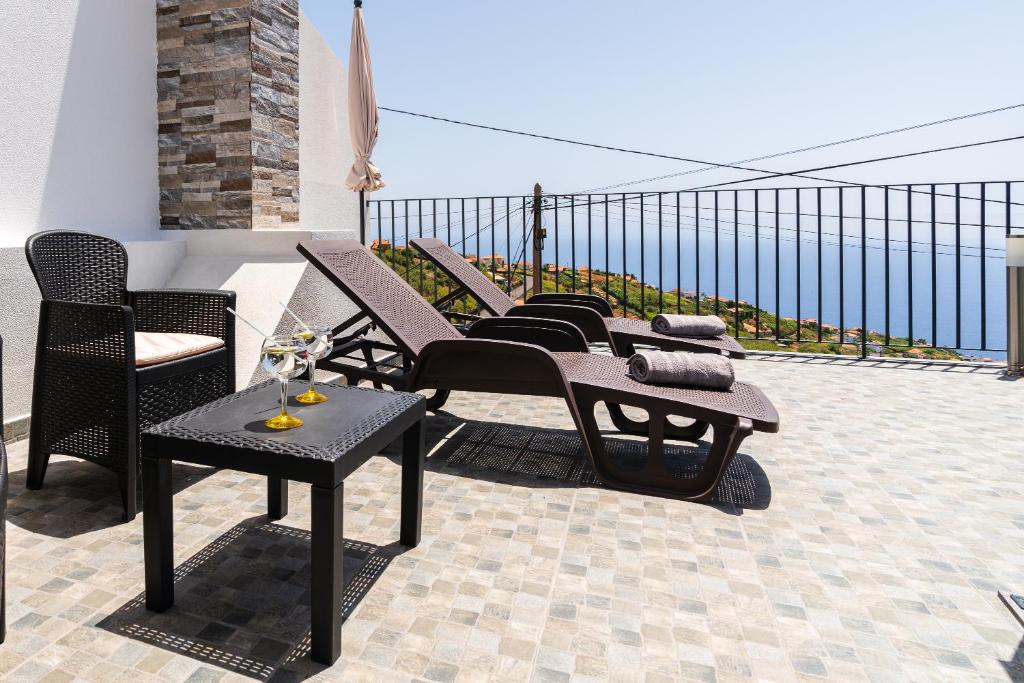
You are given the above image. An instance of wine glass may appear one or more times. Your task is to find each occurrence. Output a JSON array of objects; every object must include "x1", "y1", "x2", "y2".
[
  {"x1": 293, "y1": 324, "x2": 334, "y2": 404},
  {"x1": 261, "y1": 335, "x2": 309, "y2": 430}
]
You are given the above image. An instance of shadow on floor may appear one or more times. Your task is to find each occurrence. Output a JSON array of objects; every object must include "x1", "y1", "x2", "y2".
[
  {"x1": 6, "y1": 459, "x2": 216, "y2": 538},
  {"x1": 97, "y1": 517, "x2": 399, "y2": 682},
  {"x1": 384, "y1": 413, "x2": 772, "y2": 515},
  {"x1": 1003, "y1": 636, "x2": 1024, "y2": 682},
  {"x1": 749, "y1": 352, "x2": 1005, "y2": 375}
]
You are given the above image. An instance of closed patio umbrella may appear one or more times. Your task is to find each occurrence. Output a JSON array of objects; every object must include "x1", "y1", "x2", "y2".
[{"x1": 345, "y1": 0, "x2": 385, "y2": 243}]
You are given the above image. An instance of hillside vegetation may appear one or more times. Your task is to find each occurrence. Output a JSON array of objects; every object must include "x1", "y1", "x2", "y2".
[{"x1": 375, "y1": 244, "x2": 962, "y2": 360}]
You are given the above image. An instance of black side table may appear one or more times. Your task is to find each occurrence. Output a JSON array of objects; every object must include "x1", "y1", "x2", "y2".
[{"x1": 140, "y1": 381, "x2": 426, "y2": 665}]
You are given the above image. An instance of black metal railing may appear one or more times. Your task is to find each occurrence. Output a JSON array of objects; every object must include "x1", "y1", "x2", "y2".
[{"x1": 368, "y1": 180, "x2": 1023, "y2": 358}]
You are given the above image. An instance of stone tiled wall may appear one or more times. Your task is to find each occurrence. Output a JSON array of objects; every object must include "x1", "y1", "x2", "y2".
[{"x1": 156, "y1": 0, "x2": 299, "y2": 230}]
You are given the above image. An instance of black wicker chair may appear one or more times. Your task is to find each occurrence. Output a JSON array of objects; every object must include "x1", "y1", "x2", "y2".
[{"x1": 25, "y1": 230, "x2": 236, "y2": 521}]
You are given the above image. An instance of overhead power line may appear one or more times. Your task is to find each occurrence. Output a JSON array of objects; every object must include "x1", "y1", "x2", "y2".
[
  {"x1": 571, "y1": 102, "x2": 1024, "y2": 194},
  {"x1": 685, "y1": 135, "x2": 1024, "y2": 191},
  {"x1": 379, "y1": 105, "x2": 1024, "y2": 196}
]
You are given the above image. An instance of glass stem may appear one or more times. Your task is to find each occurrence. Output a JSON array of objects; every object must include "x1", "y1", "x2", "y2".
[
  {"x1": 308, "y1": 358, "x2": 317, "y2": 392},
  {"x1": 280, "y1": 378, "x2": 289, "y2": 416}
]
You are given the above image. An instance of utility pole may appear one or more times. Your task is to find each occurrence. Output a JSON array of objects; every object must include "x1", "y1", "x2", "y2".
[{"x1": 532, "y1": 183, "x2": 544, "y2": 297}]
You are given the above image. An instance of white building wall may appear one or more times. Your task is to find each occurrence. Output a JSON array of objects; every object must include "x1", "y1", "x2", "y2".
[
  {"x1": 298, "y1": 10, "x2": 361, "y2": 235},
  {"x1": 0, "y1": 2, "x2": 359, "y2": 431},
  {"x1": 0, "y1": 0, "x2": 161, "y2": 247}
]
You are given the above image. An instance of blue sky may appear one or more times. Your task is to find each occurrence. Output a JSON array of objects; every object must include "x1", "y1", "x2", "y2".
[{"x1": 302, "y1": 0, "x2": 1023, "y2": 200}]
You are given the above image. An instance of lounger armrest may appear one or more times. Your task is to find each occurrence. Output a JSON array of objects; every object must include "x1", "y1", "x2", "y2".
[
  {"x1": 525, "y1": 293, "x2": 614, "y2": 317},
  {"x1": 413, "y1": 338, "x2": 567, "y2": 398},
  {"x1": 506, "y1": 304, "x2": 613, "y2": 347},
  {"x1": 466, "y1": 316, "x2": 589, "y2": 352}
]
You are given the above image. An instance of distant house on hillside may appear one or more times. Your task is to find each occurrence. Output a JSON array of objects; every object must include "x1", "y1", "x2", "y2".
[{"x1": 370, "y1": 239, "x2": 391, "y2": 250}]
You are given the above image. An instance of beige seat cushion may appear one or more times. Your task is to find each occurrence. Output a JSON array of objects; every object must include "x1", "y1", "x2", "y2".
[{"x1": 135, "y1": 331, "x2": 224, "y2": 367}]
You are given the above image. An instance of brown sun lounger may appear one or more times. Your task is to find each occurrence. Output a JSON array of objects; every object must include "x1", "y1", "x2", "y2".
[
  {"x1": 409, "y1": 237, "x2": 746, "y2": 358},
  {"x1": 298, "y1": 239, "x2": 778, "y2": 502}
]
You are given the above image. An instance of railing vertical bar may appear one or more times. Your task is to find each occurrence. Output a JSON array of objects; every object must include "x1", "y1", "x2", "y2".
[
  {"x1": 506, "y1": 196, "x2": 512, "y2": 294},
  {"x1": 838, "y1": 188, "x2": 844, "y2": 346},
  {"x1": 676, "y1": 192, "x2": 682, "y2": 314},
  {"x1": 570, "y1": 195, "x2": 577, "y2": 291},
  {"x1": 754, "y1": 190, "x2": 760, "y2": 338},
  {"x1": 930, "y1": 184, "x2": 937, "y2": 348},
  {"x1": 795, "y1": 189, "x2": 801, "y2": 342},
  {"x1": 604, "y1": 194, "x2": 610, "y2": 302},
  {"x1": 883, "y1": 187, "x2": 890, "y2": 346},
  {"x1": 460, "y1": 198, "x2": 466, "y2": 258},
  {"x1": 403, "y1": 199, "x2": 410, "y2": 283},
  {"x1": 522, "y1": 196, "x2": 528, "y2": 297},
  {"x1": 714, "y1": 190, "x2": 720, "y2": 317},
  {"x1": 980, "y1": 183, "x2": 986, "y2": 350},
  {"x1": 860, "y1": 185, "x2": 867, "y2": 359},
  {"x1": 554, "y1": 195, "x2": 560, "y2": 293},
  {"x1": 817, "y1": 187, "x2": 823, "y2": 343},
  {"x1": 618, "y1": 193, "x2": 626, "y2": 317},
  {"x1": 774, "y1": 188, "x2": 780, "y2": 340},
  {"x1": 391, "y1": 199, "x2": 397, "y2": 273},
  {"x1": 907, "y1": 186, "x2": 913, "y2": 345},
  {"x1": 587, "y1": 194, "x2": 593, "y2": 294},
  {"x1": 446, "y1": 198, "x2": 451, "y2": 246},
  {"x1": 489, "y1": 197, "x2": 496, "y2": 286},
  {"x1": 418, "y1": 199, "x2": 424, "y2": 293},
  {"x1": 658, "y1": 192, "x2": 664, "y2": 313},
  {"x1": 1008, "y1": 182, "x2": 1013, "y2": 237},
  {"x1": 640, "y1": 193, "x2": 646, "y2": 315},
  {"x1": 954, "y1": 183, "x2": 961, "y2": 349},
  {"x1": 376, "y1": 200, "x2": 383, "y2": 257},
  {"x1": 695, "y1": 192, "x2": 700, "y2": 315},
  {"x1": 432, "y1": 199, "x2": 439, "y2": 302},
  {"x1": 734, "y1": 190, "x2": 740, "y2": 338}
]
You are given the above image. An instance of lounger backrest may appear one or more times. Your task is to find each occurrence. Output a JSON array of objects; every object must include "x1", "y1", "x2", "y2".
[
  {"x1": 297, "y1": 240, "x2": 462, "y2": 358},
  {"x1": 410, "y1": 238, "x2": 515, "y2": 316}
]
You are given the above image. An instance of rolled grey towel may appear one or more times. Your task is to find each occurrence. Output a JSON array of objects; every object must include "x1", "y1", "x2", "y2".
[
  {"x1": 651, "y1": 314, "x2": 727, "y2": 338},
  {"x1": 628, "y1": 350, "x2": 735, "y2": 389}
]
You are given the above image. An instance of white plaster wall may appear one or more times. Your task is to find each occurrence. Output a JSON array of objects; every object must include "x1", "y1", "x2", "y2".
[
  {"x1": 298, "y1": 10, "x2": 361, "y2": 236},
  {"x1": 0, "y1": 0, "x2": 161, "y2": 248}
]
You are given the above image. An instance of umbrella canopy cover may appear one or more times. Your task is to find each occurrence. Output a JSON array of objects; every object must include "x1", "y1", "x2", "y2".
[{"x1": 345, "y1": 4, "x2": 385, "y2": 192}]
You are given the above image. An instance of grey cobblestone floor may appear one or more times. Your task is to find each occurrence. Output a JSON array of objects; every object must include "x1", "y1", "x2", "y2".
[{"x1": 1, "y1": 356, "x2": 1023, "y2": 681}]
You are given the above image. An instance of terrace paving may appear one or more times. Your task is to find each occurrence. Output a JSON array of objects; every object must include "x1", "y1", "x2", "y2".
[{"x1": 1, "y1": 356, "x2": 1023, "y2": 681}]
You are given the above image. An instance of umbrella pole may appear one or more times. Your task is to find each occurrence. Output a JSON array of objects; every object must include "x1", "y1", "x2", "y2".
[{"x1": 359, "y1": 189, "x2": 366, "y2": 244}]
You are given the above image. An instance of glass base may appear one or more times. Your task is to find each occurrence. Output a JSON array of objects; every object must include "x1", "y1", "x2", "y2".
[
  {"x1": 265, "y1": 412, "x2": 304, "y2": 430},
  {"x1": 295, "y1": 388, "x2": 329, "y2": 404}
]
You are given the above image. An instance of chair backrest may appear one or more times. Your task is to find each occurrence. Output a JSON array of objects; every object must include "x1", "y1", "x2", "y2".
[
  {"x1": 409, "y1": 238, "x2": 516, "y2": 316},
  {"x1": 25, "y1": 230, "x2": 128, "y2": 304},
  {"x1": 297, "y1": 240, "x2": 462, "y2": 358}
]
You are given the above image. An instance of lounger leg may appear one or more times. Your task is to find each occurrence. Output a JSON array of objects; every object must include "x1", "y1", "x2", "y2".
[
  {"x1": 605, "y1": 403, "x2": 710, "y2": 442},
  {"x1": 361, "y1": 346, "x2": 383, "y2": 389},
  {"x1": 571, "y1": 391, "x2": 753, "y2": 502},
  {"x1": 425, "y1": 389, "x2": 451, "y2": 411}
]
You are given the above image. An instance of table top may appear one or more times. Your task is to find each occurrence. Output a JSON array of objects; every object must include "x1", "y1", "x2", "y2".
[{"x1": 142, "y1": 381, "x2": 425, "y2": 485}]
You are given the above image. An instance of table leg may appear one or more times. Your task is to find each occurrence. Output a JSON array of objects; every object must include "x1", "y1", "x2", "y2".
[
  {"x1": 310, "y1": 482, "x2": 343, "y2": 665},
  {"x1": 143, "y1": 456, "x2": 173, "y2": 612},
  {"x1": 268, "y1": 476, "x2": 288, "y2": 520},
  {"x1": 401, "y1": 420, "x2": 424, "y2": 547}
]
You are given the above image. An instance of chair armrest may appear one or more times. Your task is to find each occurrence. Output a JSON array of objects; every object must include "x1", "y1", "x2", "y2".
[
  {"x1": 525, "y1": 293, "x2": 614, "y2": 317},
  {"x1": 129, "y1": 289, "x2": 236, "y2": 342},
  {"x1": 36, "y1": 300, "x2": 135, "y2": 367},
  {"x1": 466, "y1": 316, "x2": 588, "y2": 352}
]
